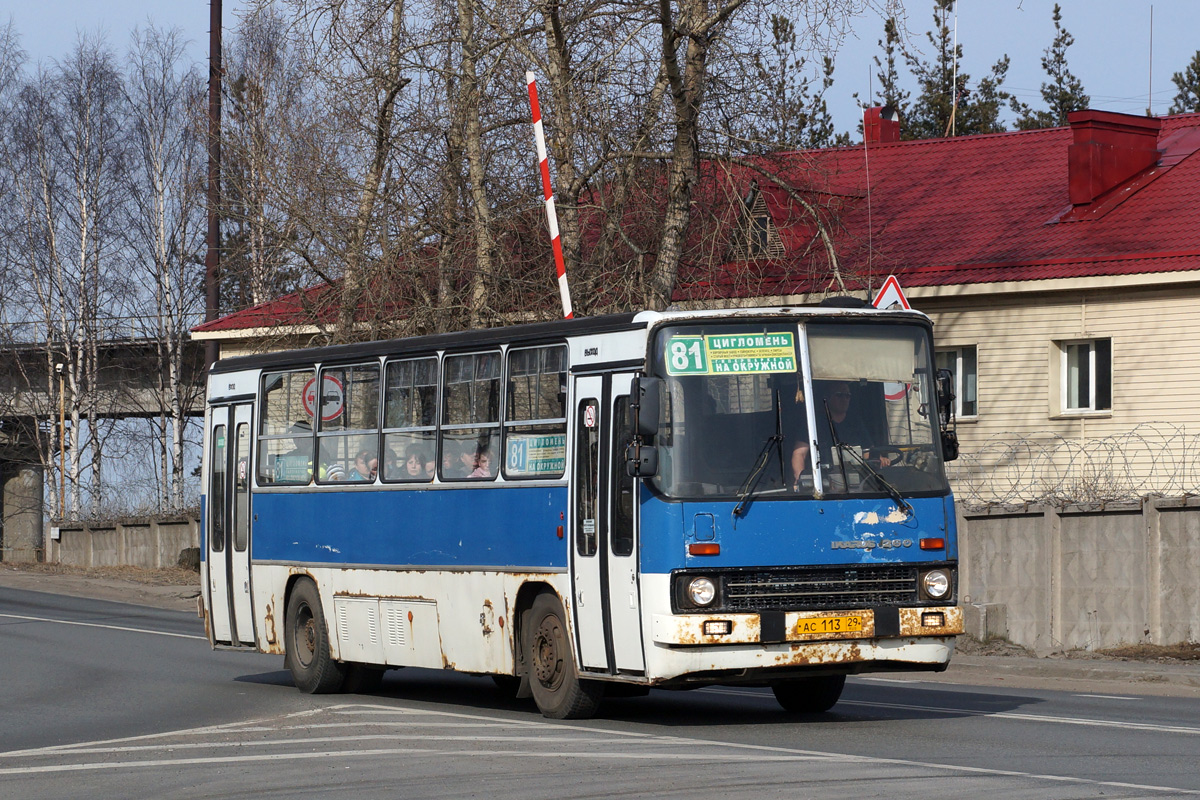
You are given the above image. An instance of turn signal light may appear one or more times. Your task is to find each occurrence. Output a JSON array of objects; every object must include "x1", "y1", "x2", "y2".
[
  {"x1": 919, "y1": 537, "x2": 945, "y2": 550},
  {"x1": 689, "y1": 542, "x2": 721, "y2": 556}
]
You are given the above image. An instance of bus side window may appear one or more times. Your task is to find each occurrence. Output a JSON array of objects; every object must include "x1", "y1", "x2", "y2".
[
  {"x1": 317, "y1": 363, "x2": 380, "y2": 484},
  {"x1": 612, "y1": 397, "x2": 635, "y2": 557},
  {"x1": 575, "y1": 399, "x2": 600, "y2": 556},
  {"x1": 257, "y1": 370, "x2": 315, "y2": 485},
  {"x1": 382, "y1": 357, "x2": 438, "y2": 483},
  {"x1": 210, "y1": 424, "x2": 227, "y2": 552},
  {"x1": 441, "y1": 351, "x2": 500, "y2": 481},
  {"x1": 503, "y1": 345, "x2": 567, "y2": 480}
]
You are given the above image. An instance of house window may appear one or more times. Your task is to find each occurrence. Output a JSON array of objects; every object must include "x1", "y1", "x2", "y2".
[
  {"x1": 734, "y1": 181, "x2": 784, "y2": 260},
  {"x1": 1061, "y1": 338, "x2": 1111, "y2": 412},
  {"x1": 935, "y1": 346, "x2": 977, "y2": 418}
]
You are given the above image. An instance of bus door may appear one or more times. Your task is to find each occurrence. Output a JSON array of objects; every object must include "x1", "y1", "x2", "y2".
[
  {"x1": 206, "y1": 403, "x2": 256, "y2": 646},
  {"x1": 570, "y1": 374, "x2": 646, "y2": 675}
]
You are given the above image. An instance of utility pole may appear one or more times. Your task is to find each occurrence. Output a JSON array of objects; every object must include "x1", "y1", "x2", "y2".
[
  {"x1": 205, "y1": 0, "x2": 223, "y2": 371},
  {"x1": 56, "y1": 363, "x2": 65, "y2": 519}
]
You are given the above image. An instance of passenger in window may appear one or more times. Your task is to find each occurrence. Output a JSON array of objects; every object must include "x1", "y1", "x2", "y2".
[
  {"x1": 457, "y1": 441, "x2": 480, "y2": 477},
  {"x1": 321, "y1": 462, "x2": 346, "y2": 481},
  {"x1": 469, "y1": 447, "x2": 492, "y2": 479},
  {"x1": 350, "y1": 450, "x2": 378, "y2": 481},
  {"x1": 402, "y1": 445, "x2": 430, "y2": 480},
  {"x1": 274, "y1": 421, "x2": 314, "y2": 483},
  {"x1": 440, "y1": 446, "x2": 459, "y2": 479}
]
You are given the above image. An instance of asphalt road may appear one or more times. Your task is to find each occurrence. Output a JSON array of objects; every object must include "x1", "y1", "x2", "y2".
[{"x1": 2, "y1": 585, "x2": 1198, "y2": 799}]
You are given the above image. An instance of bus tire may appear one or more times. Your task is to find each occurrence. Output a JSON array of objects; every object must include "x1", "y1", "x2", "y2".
[
  {"x1": 285, "y1": 579, "x2": 346, "y2": 694},
  {"x1": 771, "y1": 674, "x2": 846, "y2": 713},
  {"x1": 526, "y1": 594, "x2": 603, "y2": 720}
]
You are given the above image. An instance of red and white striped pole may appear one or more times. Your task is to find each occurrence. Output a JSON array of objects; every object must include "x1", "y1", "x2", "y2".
[{"x1": 526, "y1": 71, "x2": 574, "y2": 319}]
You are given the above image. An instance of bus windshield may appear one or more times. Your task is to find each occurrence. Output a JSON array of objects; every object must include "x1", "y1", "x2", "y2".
[{"x1": 649, "y1": 320, "x2": 949, "y2": 500}]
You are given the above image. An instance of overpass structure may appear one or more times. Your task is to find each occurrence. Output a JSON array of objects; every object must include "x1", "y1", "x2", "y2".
[{"x1": 0, "y1": 338, "x2": 206, "y2": 562}]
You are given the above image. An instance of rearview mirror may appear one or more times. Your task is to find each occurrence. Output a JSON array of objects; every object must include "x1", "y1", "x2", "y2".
[
  {"x1": 626, "y1": 443, "x2": 659, "y2": 477},
  {"x1": 629, "y1": 376, "x2": 662, "y2": 438},
  {"x1": 941, "y1": 430, "x2": 959, "y2": 462},
  {"x1": 936, "y1": 368, "x2": 955, "y2": 428}
]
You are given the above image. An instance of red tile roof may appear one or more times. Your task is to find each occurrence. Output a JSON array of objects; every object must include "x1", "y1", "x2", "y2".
[
  {"x1": 196, "y1": 111, "x2": 1200, "y2": 333},
  {"x1": 677, "y1": 111, "x2": 1200, "y2": 300}
]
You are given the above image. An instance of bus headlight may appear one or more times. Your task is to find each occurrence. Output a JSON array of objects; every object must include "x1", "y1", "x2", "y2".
[
  {"x1": 686, "y1": 577, "x2": 717, "y2": 607},
  {"x1": 921, "y1": 569, "x2": 951, "y2": 600}
]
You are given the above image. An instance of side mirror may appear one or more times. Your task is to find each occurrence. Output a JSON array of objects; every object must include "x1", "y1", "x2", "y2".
[
  {"x1": 626, "y1": 442, "x2": 659, "y2": 477},
  {"x1": 629, "y1": 376, "x2": 662, "y2": 438},
  {"x1": 936, "y1": 368, "x2": 955, "y2": 428},
  {"x1": 935, "y1": 368, "x2": 958, "y2": 461},
  {"x1": 941, "y1": 430, "x2": 959, "y2": 462}
]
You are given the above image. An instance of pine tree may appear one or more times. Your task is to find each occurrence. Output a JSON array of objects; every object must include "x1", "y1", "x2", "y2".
[
  {"x1": 965, "y1": 55, "x2": 1013, "y2": 134},
  {"x1": 904, "y1": 0, "x2": 1015, "y2": 139},
  {"x1": 1168, "y1": 50, "x2": 1200, "y2": 113},
  {"x1": 747, "y1": 15, "x2": 848, "y2": 151},
  {"x1": 853, "y1": 17, "x2": 910, "y2": 128},
  {"x1": 904, "y1": 0, "x2": 959, "y2": 140},
  {"x1": 1015, "y1": 4, "x2": 1089, "y2": 129}
]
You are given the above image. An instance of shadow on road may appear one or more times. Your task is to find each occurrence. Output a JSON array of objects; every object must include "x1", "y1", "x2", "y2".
[{"x1": 232, "y1": 666, "x2": 1043, "y2": 727}]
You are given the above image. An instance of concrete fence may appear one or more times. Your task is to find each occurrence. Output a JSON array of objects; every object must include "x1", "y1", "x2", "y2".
[
  {"x1": 958, "y1": 496, "x2": 1200, "y2": 652},
  {"x1": 45, "y1": 515, "x2": 201, "y2": 570}
]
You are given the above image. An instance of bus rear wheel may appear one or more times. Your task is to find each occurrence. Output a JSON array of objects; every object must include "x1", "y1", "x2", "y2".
[
  {"x1": 285, "y1": 579, "x2": 346, "y2": 694},
  {"x1": 526, "y1": 594, "x2": 603, "y2": 719},
  {"x1": 771, "y1": 674, "x2": 846, "y2": 713}
]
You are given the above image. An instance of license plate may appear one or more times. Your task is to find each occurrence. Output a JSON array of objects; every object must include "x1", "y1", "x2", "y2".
[{"x1": 792, "y1": 614, "x2": 865, "y2": 637}]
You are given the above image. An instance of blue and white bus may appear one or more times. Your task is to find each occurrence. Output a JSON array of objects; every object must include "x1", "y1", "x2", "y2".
[{"x1": 201, "y1": 303, "x2": 963, "y2": 719}]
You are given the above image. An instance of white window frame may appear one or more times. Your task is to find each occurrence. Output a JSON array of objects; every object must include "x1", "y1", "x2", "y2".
[
  {"x1": 1059, "y1": 338, "x2": 1111, "y2": 414},
  {"x1": 936, "y1": 345, "x2": 977, "y2": 419}
]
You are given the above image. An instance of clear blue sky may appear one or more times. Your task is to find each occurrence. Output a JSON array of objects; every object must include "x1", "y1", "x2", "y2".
[{"x1": 3, "y1": 0, "x2": 1196, "y2": 134}]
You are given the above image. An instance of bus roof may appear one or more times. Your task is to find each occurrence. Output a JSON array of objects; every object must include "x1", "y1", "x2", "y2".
[{"x1": 208, "y1": 303, "x2": 932, "y2": 375}]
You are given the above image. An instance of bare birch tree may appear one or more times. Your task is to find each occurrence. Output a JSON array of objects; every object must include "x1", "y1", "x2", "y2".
[{"x1": 125, "y1": 25, "x2": 206, "y2": 510}]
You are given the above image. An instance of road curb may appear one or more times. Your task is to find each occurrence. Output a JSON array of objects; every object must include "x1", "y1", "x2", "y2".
[{"x1": 944, "y1": 653, "x2": 1200, "y2": 691}]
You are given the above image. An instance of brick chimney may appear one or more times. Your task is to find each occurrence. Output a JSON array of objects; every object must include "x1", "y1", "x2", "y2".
[
  {"x1": 1068, "y1": 110, "x2": 1161, "y2": 205},
  {"x1": 864, "y1": 105, "x2": 900, "y2": 144}
]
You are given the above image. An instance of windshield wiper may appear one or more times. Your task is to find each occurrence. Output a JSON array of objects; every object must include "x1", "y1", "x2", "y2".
[
  {"x1": 823, "y1": 402, "x2": 912, "y2": 516},
  {"x1": 733, "y1": 391, "x2": 785, "y2": 518}
]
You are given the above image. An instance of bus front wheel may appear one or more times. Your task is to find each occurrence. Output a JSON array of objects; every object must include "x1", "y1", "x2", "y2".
[
  {"x1": 526, "y1": 594, "x2": 603, "y2": 719},
  {"x1": 771, "y1": 674, "x2": 846, "y2": 713},
  {"x1": 285, "y1": 579, "x2": 346, "y2": 694}
]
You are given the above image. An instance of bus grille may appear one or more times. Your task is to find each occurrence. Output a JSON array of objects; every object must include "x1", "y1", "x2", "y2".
[{"x1": 722, "y1": 565, "x2": 920, "y2": 611}]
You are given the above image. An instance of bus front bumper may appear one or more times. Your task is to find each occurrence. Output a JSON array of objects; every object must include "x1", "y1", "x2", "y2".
[{"x1": 651, "y1": 605, "x2": 963, "y2": 648}]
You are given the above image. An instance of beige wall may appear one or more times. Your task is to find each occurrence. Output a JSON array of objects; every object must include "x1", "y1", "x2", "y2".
[{"x1": 917, "y1": 280, "x2": 1200, "y2": 503}]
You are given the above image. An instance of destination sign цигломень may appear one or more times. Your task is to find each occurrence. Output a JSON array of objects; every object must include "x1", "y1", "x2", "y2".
[{"x1": 666, "y1": 332, "x2": 796, "y2": 375}]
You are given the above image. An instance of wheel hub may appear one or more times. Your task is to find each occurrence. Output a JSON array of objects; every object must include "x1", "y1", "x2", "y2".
[{"x1": 532, "y1": 620, "x2": 563, "y2": 687}]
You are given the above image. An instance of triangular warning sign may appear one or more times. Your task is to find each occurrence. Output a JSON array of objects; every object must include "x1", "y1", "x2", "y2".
[{"x1": 872, "y1": 274, "x2": 911, "y2": 310}]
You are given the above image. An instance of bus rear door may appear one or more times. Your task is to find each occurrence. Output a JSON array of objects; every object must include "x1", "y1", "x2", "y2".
[
  {"x1": 206, "y1": 403, "x2": 256, "y2": 646},
  {"x1": 570, "y1": 373, "x2": 646, "y2": 675}
]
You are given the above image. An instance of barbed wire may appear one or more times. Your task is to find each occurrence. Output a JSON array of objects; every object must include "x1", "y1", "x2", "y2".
[{"x1": 949, "y1": 423, "x2": 1200, "y2": 508}]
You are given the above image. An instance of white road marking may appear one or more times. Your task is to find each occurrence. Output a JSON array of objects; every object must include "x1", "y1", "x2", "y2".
[
  {"x1": 838, "y1": 699, "x2": 1200, "y2": 736},
  {"x1": 4, "y1": 733, "x2": 658, "y2": 758},
  {"x1": 0, "y1": 748, "x2": 835, "y2": 776},
  {"x1": 1073, "y1": 693, "x2": 1138, "y2": 700},
  {"x1": 4, "y1": 702, "x2": 1198, "y2": 795},
  {"x1": 703, "y1": 686, "x2": 1200, "y2": 736},
  {"x1": 0, "y1": 612, "x2": 205, "y2": 641}
]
